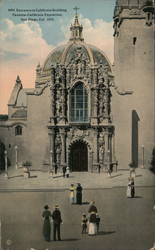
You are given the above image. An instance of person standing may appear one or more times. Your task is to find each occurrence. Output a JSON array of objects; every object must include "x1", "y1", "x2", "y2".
[
  {"x1": 69, "y1": 184, "x2": 75, "y2": 204},
  {"x1": 126, "y1": 178, "x2": 132, "y2": 198},
  {"x1": 42, "y1": 205, "x2": 52, "y2": 242},
  {"x1": 76, "y1": 183, "x2": 83, "y2": 204},
  {"x1": 66, "y1": 166, "x2": 70, "y2": 178},
  {"x1": 131, "y1": 178, "x2": 135, "y2": 198},
  {"x1": 52, "y1": 205, "x2": 62, "y2": 241},
  {"x1": 88, "y1": 211, "x2": 97, "y2": 236},
  {"x1": 96, "y1": 213, "x2": 100, "y2": 233},
  {"x1": 62, "y1": 166, "x2": 66, "y2": 178},
  {"x1": 88, "y1": 201, "x2": 98, "y2": 214},
  {"x1": 81, "y1": 213, "x2": 88, "y2": 234}
]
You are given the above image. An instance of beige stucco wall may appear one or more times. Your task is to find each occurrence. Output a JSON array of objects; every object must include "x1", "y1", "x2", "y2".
[
  {"x1": 112, "y1": 17, "x2": 155, "y2": 168},
  {"x1": 26, "y1": 87, "x2": 51, "y2": 169},
  {"x1": 0, "y1": 121, "x2": 27, "y2": 167}
]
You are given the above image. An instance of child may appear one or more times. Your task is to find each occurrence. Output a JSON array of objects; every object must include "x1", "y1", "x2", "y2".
[
  {"x1": 81, "y1": 213, "x2": 88, "y2": 234},
  {"x1": 96, "y1": 213, "x2": 100, "y2": 233}
]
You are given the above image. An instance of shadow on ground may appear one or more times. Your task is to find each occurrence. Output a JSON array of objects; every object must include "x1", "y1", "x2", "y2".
[
  {"x1": 98, "y1": 231, "x2": 116, "y2": 235},
  {"x1": 61, "y1": 238, "x2": 80, "y2": 241},
  {"x1": 8, "y1": 175, "x2": 23, "y2": 179},
  {"x1": 110, "y1": 174, "x2": 122, "y2": 178}
]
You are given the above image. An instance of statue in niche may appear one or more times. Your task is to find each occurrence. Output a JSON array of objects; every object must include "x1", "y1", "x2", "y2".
[
  {"x1": 103, "y1": 88, "x2": 111, "y2": 117},
  {"x1": 57, "y1": 89, "x2": 63, "y2": 116},
  {"x1": 55, "y1": 134, "x2": 62, "y2": 164},
  {"x1": 99, "y1": 144, "x2": 105, "y2": 163},
  {"x1": 77, "y1": 60, "x2": 83, "y2": 75},
  {"x1": 99, "y1": 132, "x2": 105, "y2": 145}
]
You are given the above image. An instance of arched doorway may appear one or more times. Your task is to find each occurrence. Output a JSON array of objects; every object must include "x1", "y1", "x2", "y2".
[{"x1": 69, "y1": 141, "x2": 88, "y2": 172}]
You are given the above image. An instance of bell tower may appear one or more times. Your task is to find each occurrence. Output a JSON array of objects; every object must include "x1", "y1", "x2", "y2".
[{"x1": 113, "y1": 0, "x2": 155, "y2": 167}]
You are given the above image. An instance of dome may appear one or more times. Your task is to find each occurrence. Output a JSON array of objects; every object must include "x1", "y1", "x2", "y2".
[
  {"x1": 43, "y1": 42, "x2": 111, "y2": 71},
  {"x1": 42, "y1": 14, "x2": 112, "y2": 71}
]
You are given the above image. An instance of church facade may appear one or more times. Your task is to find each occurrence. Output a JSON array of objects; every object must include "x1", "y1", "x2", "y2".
[
  {"x1": 0, "y1": 14, "x2": 115, "y2": 172},
  {"x1": 0, "y1": 0, "x2": 154, "y2": 172}
]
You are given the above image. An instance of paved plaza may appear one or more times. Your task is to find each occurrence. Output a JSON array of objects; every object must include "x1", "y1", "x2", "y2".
[
  {"x1": 0, "y1": 167, "x2": 154, "y2": 190},
  {"x1": 0, "y1": 187, "x2": 155, "y2": 250},
  {"x1": 0, "y1": 167, "x2": 155, "y2": 250}
]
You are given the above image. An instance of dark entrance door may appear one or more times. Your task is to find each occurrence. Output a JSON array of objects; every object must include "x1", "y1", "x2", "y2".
[{"x1": 69, "y1": 141, "x2": 88, "y2": 172}]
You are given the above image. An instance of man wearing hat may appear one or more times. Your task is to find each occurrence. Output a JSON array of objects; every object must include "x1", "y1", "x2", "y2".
[
  {"x1": 52, "y1": 205, "x2": 62, "y2": 241},
  {"x1": 76, "y1": 183, "x2": 83, "y2": 204}
]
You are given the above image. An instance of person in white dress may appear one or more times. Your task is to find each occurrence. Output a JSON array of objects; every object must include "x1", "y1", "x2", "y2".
[
  {"x1": 88, "y1": 211, "x2": 97, "y2": 236},
  {"x1": 69, "y1": 184, "x2": 75, "y2": 204}
]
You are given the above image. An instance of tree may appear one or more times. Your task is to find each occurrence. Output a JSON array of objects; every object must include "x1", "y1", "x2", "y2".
[
  {"x1": 0, "y1": 140, "x2": 5, "y2": 170},
  {"x1": 150, "y1": 147, "x2": 155, "y2": 174}
]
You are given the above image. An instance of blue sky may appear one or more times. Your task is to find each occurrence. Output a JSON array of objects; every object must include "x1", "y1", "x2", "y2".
[
  {"x1": 0, "y1": 0, "x2": 115, "y2": 45},
  {"x1": 0, "y1": 0, "x2": 116, "y2": 113}
]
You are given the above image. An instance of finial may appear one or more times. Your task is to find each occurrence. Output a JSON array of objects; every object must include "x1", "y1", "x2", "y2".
[
  {"x1": 69, "y1": 7, "x2": 84, "y2": 42},
  {"x1": 16, "y1": 75, "x2": 21, "y2": 84},
  {"x1": 73, "y1": 6, "x2": 80, "y2": 16}
]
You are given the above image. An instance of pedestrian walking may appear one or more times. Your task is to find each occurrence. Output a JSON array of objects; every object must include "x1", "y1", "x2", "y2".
[
  {"x1": 62, "y1": 166, "x2": 66, "y2": 178},
  {"x1": 81, "y1": 213, "x2": 88, "y2": 234},
  {"x1": 52, "y1": 205, "x2": 62, "y2": 241},
  {"x1": 96, "y1": 213, "x2": 100, "y2": 233},
  {"x1": 76, "y1": 183, "x2": 83, "y2": 204},
  {"x1": 88, "y1": 201, "x2": 98, "y2": 214},
  {"x1": 88, "y1": 211, "x2": 97, "y2": 236},
  {"x1": 69, "y1": 184, "x2": 75, "y2": 204},
  {"x1": 42, "y1": 205, "x2": 52, "y2": 242},
  {"x1": 66, "y1": 166, "x2": 70, "y2": 178}
]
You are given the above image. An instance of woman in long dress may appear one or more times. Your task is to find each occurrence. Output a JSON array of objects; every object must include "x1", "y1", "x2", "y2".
[
  {"x1": 127, "y1": 179, "x2": 132, "y2": 198},
  {"x1": 69, "y1": 184, "x2": 75, "y2": 204},
  {"x1": 42, "y1": 205, "x2": 52, "y2": 241},
  {"x1": 88, "y1": 212, "x2": 97, "y2": 236}
]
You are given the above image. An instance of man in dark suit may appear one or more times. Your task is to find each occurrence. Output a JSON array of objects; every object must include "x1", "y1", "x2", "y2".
[
  {"x1": 76, "y1": 183, "x2": 83, "y2": 204},
  {"x1": 52, "y1": 205, "x2": 62, "y2": 241},
  {"x1": 62, "y1": 166, "x2": 66, "y2": 178}
]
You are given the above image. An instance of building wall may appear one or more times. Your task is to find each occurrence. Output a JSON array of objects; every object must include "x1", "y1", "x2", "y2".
[
  {"x1": 26, "y1": 87, "x2": 51, "y2": 169},
  {"x1": 113, "y1": 9, "x2": 155, "y2": 168},
  {"x1": 0, "y1": 121, "x2": 27, "y2": 167}
]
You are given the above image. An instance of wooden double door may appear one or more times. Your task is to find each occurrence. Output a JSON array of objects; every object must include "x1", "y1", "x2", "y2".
[{"x1": 69, "y1": 141, "x2": 88, "y2": 172}]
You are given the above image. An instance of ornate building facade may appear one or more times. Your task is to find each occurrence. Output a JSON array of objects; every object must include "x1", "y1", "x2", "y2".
[
  {"x1": 0, "y1": 14, "x2": 115, "y2": 172},
  {"x1": 0, "y1": 0, "x2": 154, "y2": 172}
]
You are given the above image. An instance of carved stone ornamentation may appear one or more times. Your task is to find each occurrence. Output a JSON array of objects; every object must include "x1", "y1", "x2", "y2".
[{"x1": 55, "y1": 133, "x2": 62, "y2": 165}]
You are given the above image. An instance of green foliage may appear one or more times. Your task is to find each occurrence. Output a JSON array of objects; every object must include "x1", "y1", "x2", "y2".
[
  {"x1": 150, "y1": 147, "x2": 155, "y2": 174},
  {"x1": 22, "y1": 161, "x2": 32, "y2": 166},
  {"x1": 0, "y1": 115, "x2": 8, "y2": 121}
]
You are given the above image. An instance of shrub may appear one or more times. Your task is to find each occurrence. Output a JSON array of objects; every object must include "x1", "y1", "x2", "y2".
[
  {"x1": 150, "y1": 147, "x2": 155, "y2": 174},
  {"x1": 22, "y1": 161, "x2": 32, "y2": 167}
]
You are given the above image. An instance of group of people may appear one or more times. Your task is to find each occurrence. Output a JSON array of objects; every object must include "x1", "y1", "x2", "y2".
[
  {"x1": 69, "y1": 183, "x2": 83, "y2": 204},
  {"x1": 81, "y1": 201, "x2": 101, "y2": 236},
  {"x1": 42, "y1": 201, "x2": 100, "y2": 242},
  {"x1": 42, "y1": 205, "x2": 62, "y2": 242}
]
